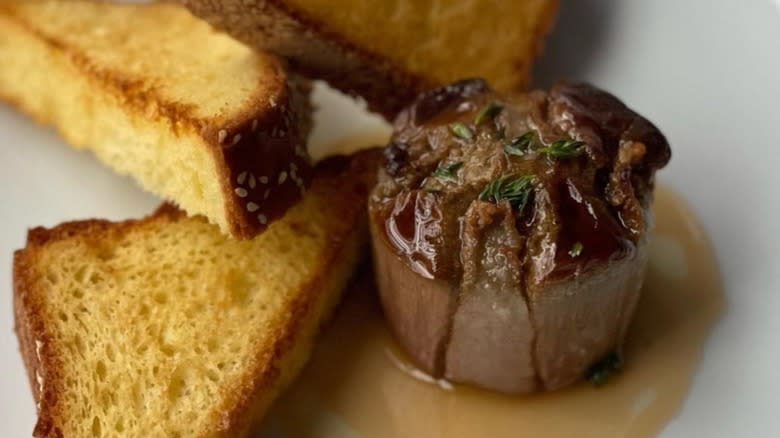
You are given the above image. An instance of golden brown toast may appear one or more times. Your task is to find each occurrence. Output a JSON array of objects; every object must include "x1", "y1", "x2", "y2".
[
  {"x1": 0, "y1": 1, "x2": 312, "y2": 239},
  {"x1": 180, "y1": 0, "x2": 559, "y2": 119},
  {"x1": 13, "y1": 151, "x2": 379, "y2": 438}
]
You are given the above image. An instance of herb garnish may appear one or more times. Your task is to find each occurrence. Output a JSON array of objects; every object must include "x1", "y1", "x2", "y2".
[
  {"x1": 474, "y1": 102, "x2": 503, "y2": 125},
  {"x1": 539, "y1": 139, "x2": 586, "y2": 159},
  {"x1": 569, "y1": 242, "x2": 584, "y2": 258},
  {"x1": 449, "y1": 123, "x2": 474, "y2": 140},
  {"x1": 479, "y1": 175, "x2": 534, "y2": 211},
  {"x1": 432, "y1": 161, "x2": 464, "y2": 181},
  {"x1": 504, "y1": 131, "x2": 536, "y2": 156},
  {"x1": 587, "y1": 352, "x2": 622, "y2": 386},
  {"x1": 504, "y1": 132, "x2": 585, "y2": 159}
]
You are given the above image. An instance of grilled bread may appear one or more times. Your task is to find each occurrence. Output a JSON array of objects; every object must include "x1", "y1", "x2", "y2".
[
  {"x1": 13, "y1": 151, "x2": 378, "y2": 438},
  {"x1": 0, "y1": 1, "x2": 313, "y2": 239},
  {"x1": 180, "y1": 0, "x2": 559, "y2": 119}
]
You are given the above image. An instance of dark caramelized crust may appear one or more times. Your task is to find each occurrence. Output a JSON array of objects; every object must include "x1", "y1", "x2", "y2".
[
  {"x1": 369, "y1": 80, "x2": 671, "y2": 393},
  {"x1": 214, "y1": 76, "x2": 314, "y2": 238},
  {"x1": 372, "y1": 79, "x2": 670, "y2": 284}
]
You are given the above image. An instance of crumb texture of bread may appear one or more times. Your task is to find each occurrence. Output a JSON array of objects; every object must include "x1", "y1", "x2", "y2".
[
  {"x1": 13, "y1": 152, "x2": 379, "y2": 438},
  {"x1": 0, "y1": 1, "x2": 313, "y2": 239},
  {"x1": 181, "y1": 0, "x2": 558, "y2": 118}
]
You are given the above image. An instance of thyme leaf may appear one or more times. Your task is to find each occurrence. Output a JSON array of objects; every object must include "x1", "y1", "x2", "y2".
[
  {"x1": 449, "y1": 123, "x2": 474, "y2": 140},
  {"x1": 474, "y1": 102, "x2": 503, "y2": 125},
  {"x1": 587, "y1": 352, "x2": 622, "y2": 386},
  {"x1": 432, "y1": 161, "x2": 464, "y2": 181},
  {"x1": 504, "y1": 131, "x2": 536, "y2": 156},
  {"x1": 569, "y1": 242, "x2": 584, "y2": 258}
]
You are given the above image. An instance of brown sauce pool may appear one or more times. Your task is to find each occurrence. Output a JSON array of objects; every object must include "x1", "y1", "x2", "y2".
[{"x1": 265, "y1": 137, "x2": 724, "y2": 437}]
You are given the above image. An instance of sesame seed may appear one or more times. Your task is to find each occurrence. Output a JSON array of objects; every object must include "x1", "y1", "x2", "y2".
[
  {"x1": 264, "y1": 189, "x2": 271, "y2": 199},
  {"x1": 290, "y1": 163, "x2": 298, "y2": 172},
  {"x1": 235, "y1": 187, "x2": 248, "y2": 198},
  {"x1": 249, "y1": 174, "x2": 256, "y2": 189},
  {"x1": 259, "y1": 176, "x2": 269, "y2": 184},
  {"x1": 247, "y1": 202, "x2": 259, "y2": 212},
  {"x1": 237, "y1": 171, "x2": 247, "y2": 185},
  {"x1": 232, "y1": 134, "x2": 242, "y2": 145},
  {"x1": 278, "y1": 171, "x2": 288, "y2": 185},
  {"x1": 218, "y1": 129, "x2": 227, "y2": 143},
  {"x1": 251, "y1": 119, "x2": 258, "y2": 132},
  {"x1": 294, "y1": 177, "x2": 305, "y2": 191},
  {"x1": 258, "y1": 214, "x2": 268, "y2": 225}
]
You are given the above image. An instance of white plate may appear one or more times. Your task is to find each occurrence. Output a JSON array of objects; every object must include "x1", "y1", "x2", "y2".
[{"x1": 2, "y1": 1, "x2": 779, "y2": 436}]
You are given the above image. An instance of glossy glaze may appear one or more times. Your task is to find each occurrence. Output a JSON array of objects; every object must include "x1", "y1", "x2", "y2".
[{"x1": 371, "y1": 79, "x2": 670, "y2": 286}]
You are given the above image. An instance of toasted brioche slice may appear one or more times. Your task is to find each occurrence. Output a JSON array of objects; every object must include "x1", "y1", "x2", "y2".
[
  {"x1": 13, "y1": 151, "x2": 379, "y2": 438},
  {"x1": 0, "y1": 1, "x2": 312, "y2": 239},
  {"x1": 180, "y1": 0, "x2": 558, "y2": 119}
]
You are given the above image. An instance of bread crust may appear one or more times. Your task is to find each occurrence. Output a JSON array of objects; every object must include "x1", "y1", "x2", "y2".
[
  {"x1": 14, "y1": 216, "x2": 169, "y2": 438},
  {"x1": 13, "y1": 150, "x2": 380, "y2": 437},
  {"x1": 14, "y1": 250, "x2": 58, "y2": 438},
  {"x1": 0, "y1": 2, "x2": 313, "y2": 239},
  {"x1": 181, "y1": 0, "x2": 560, "y2": 120}
]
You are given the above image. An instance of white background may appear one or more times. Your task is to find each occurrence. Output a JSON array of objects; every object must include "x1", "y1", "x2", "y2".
[{"x1": 2, "y1": 1, "x2": 780, "y2": 436}]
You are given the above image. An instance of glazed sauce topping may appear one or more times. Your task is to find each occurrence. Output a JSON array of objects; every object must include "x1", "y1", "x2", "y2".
[
  {"x1": 550, "y1": 178, "x2": 635, "y2": 279},
  {"x1": 383, "y1": 191, "x2": 444, "y2": 279},
  {"x1": 370, "y1": 79, "x2": 670, "y2": 286}
]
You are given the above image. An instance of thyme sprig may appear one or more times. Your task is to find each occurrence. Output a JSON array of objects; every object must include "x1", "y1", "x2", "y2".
[
  {"x1": 479, "y1": 175, "x2": 534, "y2": 211},
  {"x1": 504, "y1": 131, "x2": 586, "y2": 160},
  {"x1": 538, "y1": 139, "x2": 586, "y2": 159}
]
